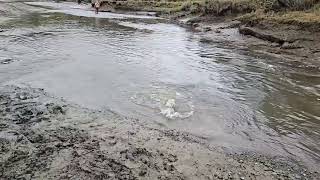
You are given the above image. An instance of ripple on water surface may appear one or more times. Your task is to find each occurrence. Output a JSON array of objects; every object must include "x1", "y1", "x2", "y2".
[{"x1": 1, "y1": 2, "x2": 320, "y2": 170}]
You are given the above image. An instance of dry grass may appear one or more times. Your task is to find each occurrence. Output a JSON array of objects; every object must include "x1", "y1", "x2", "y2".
[
  {"x1": 115, "y1": 0, "x2": 256, "y2": 14},
  {"x1": 277, "y1": 11, "x2": 320, "y2": 24},
  {"x1": 238, "y1": 5, "x2": 320, "y2": 31},
  {"x1": 115, "y1": 0, "x2": 320, "y2": 14},
  {"x1": 113, "y1": 0, "x2": 320, "y2": 29}
]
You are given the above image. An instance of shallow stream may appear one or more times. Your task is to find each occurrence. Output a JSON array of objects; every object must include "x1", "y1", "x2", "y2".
[{"x1": 0, "y1": 1, "x2": 319, "y2": 169}]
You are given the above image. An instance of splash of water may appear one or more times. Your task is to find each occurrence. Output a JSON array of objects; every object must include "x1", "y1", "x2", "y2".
[{"x1": 160, "y1": 99, "x2": 194, "y2": 119}]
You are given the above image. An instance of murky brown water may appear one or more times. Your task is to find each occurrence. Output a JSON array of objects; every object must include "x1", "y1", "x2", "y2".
[{"x1": 1, "y1": 1, "x2": 319, "y2": 169}]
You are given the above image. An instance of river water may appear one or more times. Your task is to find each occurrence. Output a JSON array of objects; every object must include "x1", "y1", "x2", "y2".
[{"x1": 0, "y1": 1, "x2": 319, "y2": 169}]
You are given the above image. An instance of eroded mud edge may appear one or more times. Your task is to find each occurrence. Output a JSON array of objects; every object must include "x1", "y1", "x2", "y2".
[
  {"x1": 0, "y1": 85, "x2": 318, "y2": 180},
  {"x1": 178, "y1": 16, "x2": 320, "y2": 72}
]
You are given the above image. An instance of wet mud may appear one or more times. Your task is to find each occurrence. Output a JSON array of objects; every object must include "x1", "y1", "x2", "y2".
[{"x1": 0, "y1": 86, "x2": 318, "y2": 179}]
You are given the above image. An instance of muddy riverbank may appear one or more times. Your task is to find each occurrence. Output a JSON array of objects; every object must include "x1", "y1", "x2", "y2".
[
  {"x1": 176, "y1": 16, "x2": 320, "y2": 72},
  {"x1": 1, "y1": 85, "x2": 318, "y2": 179},
  {"x1": 1, "y1": 1, "x2": 320, "y2": 179},
  {"x1": 107, "y1": 0, "x2": 320, "y2": 71}
]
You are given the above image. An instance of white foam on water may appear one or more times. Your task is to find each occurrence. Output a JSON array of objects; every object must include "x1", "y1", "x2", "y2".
[
  {"x1": 160, "y1": 99, "x2": 194, "y2": 119},
  {"x1": 130, "y1": 86, "x2": 194, "y2": 120}
]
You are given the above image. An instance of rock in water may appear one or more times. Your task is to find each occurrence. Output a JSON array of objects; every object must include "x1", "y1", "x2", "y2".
[{"x1": 0, "y1": 58, "x2": 14, "y2": 65}]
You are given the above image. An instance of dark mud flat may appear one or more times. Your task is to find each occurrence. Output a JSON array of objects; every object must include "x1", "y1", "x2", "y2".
[{"x1": 0, "y1": 86, "x2": 318, "y2": 179}]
